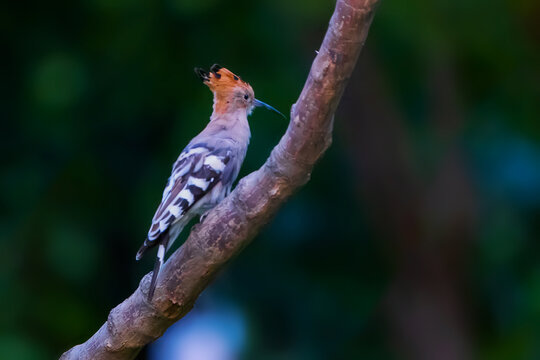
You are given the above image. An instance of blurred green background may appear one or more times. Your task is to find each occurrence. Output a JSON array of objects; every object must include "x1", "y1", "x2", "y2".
[{"x1": 2, "y1": 0, "x2": 540, "y2": 359}]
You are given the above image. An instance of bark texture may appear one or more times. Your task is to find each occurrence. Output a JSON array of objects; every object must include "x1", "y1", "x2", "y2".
[{"x1": 61, "y1": 1, "x2": 380, "y2": 358}]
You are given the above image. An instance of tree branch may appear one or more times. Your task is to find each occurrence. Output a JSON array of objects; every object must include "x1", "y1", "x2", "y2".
[{"x1": 61, "y1": 1, "x2": 380, "y2": 358}]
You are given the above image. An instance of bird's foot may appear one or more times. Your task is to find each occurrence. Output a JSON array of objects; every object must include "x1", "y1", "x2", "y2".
[{"x1": 200, "y1": 211, "x2": 211, "y2": 223}]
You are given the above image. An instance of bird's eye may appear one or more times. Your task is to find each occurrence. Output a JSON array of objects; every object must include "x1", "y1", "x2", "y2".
[{"x1": 244, "y1": 94, "x2": 249, "y2": 100}]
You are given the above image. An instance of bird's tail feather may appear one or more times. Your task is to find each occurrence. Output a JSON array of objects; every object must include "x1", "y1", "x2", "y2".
[
  {"x1": 148, "y1": 233, "x2": 170, "y2": 302},
  {"x1": 136, "y1": 238, "x2": 153, "y2": 261},
  {"x1": 147, "y1": 239, "x2": 167, "y2": 301}
]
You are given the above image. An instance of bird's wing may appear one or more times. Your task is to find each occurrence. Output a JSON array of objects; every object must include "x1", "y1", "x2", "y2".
[
  {"x1": 137, "y1": 144, "x2": 232, "y2": 300},
  {"x1": 146, "y1": 143, "x2": 232, "y2": 244}
]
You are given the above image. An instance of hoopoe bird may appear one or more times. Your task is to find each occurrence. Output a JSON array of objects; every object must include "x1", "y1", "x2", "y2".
[{"x1": 136, "y1": 64, "x2": 284, "y2": 300}]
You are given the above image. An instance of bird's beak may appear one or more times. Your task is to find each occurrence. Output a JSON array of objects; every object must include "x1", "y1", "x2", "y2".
[{"x1": 253, "y1": 99, "x2": 286, "y2": 119}]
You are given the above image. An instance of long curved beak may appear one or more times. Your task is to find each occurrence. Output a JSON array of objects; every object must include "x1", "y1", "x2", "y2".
[{"x1": 254, "y1": 99, "x2": 286, "y2": 119}]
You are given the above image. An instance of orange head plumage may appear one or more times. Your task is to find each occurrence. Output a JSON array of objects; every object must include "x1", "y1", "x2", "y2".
[
  {"x1": 195, "y1": 64, "x2": 254, "y2": 116},
  {"x1": 194, "y1": 64, "x2": 285, "y2": 118}
]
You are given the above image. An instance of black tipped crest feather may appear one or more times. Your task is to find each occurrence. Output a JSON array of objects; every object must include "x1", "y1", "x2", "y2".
[
  {"x1": 195, "y1": 67, "x2": 209, "y2": 81},
  {"x1": 195, "y1": 64, "x2": 223, "y2": 81}
]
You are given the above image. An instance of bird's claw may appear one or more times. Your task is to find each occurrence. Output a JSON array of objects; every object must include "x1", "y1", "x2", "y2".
[{"x1": 200, "y1": 211, "x2": 211, "y2": 223}]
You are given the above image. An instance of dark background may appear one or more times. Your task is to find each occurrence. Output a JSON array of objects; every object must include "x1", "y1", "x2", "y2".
[{"x1": 2, "y1": 0, "x2": 540, "y2": 359}]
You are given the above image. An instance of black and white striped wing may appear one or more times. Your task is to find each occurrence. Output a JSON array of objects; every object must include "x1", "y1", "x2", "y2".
[{"x1": 146, "y1": 145, "x2": 231, "y2": 244}]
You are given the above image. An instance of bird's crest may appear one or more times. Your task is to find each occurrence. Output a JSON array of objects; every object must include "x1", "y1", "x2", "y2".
[
  {"x1": 195, "y1": 64, "x2": 255, "y2": 115},
  {"x1": 195, "y1": 64, "x2": 253, "y2": 95}
]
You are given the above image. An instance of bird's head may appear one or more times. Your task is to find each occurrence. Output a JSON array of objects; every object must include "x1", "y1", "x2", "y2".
[{"x1": 195, "y1": 64, "x2": 284, "y2": 118}]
